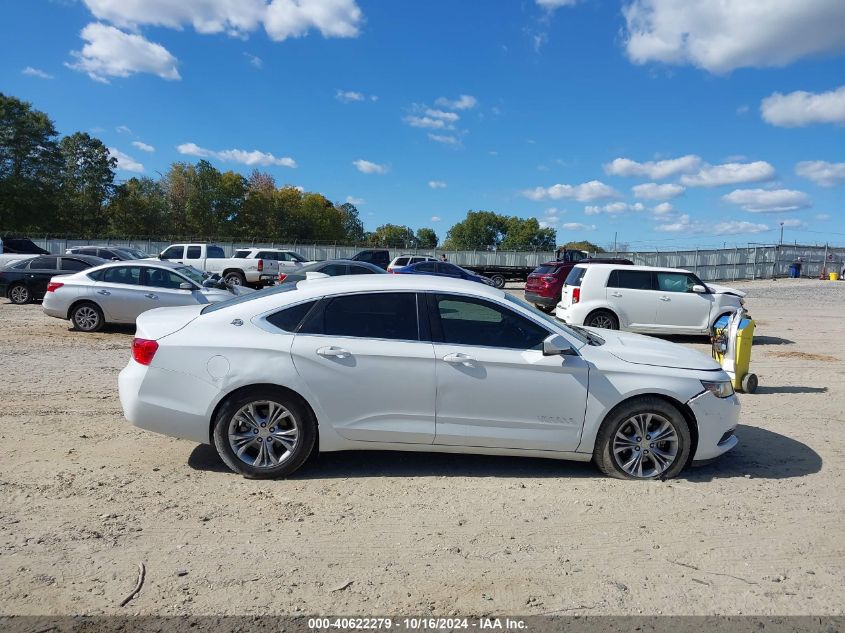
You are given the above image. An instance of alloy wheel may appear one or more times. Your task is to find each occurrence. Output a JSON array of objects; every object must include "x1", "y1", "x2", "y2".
[
  {"x1": 611, "y1": 412, "x2": 679, "y2": 478},
  {"x1": 589, "y1": 314, "x2": 615, "y2": 329},
  {"x1": 9, "y1": 285, "x2": 29, "y2": 304},
  {"x1": 73, "y1": 306, "x2": 100, "y2": 331},
  {"x1": 227, "y1": 400, "x2": 300, "y2": 469}
]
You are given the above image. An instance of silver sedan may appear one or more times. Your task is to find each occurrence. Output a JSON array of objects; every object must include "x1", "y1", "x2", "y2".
[{"x1": 42, "y1": 260, "x2": 251, "y2": 332}]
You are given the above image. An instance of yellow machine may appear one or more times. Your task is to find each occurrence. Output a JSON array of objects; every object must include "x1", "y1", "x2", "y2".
[{"x1": 711, "y1": 310, "x2": 758, "y2": 393}]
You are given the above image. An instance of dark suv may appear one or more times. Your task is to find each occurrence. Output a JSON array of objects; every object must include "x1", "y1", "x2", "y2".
[
  {"x1": 351, "y1": 249, "x2": 390, "y2": 270},
  {"x1": 525, "y1": 257, "x2": 633, "y2": 311}
]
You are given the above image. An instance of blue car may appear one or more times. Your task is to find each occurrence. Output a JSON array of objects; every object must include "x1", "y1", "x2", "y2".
[{"x1": 391, "y1": 260, "x2": 494, "y2": 285}]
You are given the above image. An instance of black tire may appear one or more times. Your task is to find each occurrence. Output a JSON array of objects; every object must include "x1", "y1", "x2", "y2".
[
  {"x1": 490, "y1": 274, "x2": 505, "y2": 289},
  {"x1": 593, "y1": 397, "x2": 691, "y2": 480},
  {"x1": 8, "y1": 283, "x2": 31, "y2": 305},
  {"x1": 535, "y1": 303, "x2": 554, "y2": 314},
  {"x1": 741, "y1": 373, "x2": 758, "y2": 394},
  {"x1": 70, "y1": 302, "x2": 104, "y2": 332},
  {"x1": 224, "y1": 271, "x2": 246, "y2": 286},
  {"x1": 585, "y1": 309, "x2": 619, "y2": 330},
  {"x1": 212, "y1": 387, "x2": 317, "y2": 479}
]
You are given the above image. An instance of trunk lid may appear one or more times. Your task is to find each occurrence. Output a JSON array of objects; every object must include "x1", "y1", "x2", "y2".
[{"x1": 135, "y1": 305, "x2": 204, "y2": 341}]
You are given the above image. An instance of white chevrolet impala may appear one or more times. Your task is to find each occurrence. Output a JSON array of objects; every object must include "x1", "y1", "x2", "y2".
[{"x1": 118, "y1": 275, "x2": 740, "y2": 480}]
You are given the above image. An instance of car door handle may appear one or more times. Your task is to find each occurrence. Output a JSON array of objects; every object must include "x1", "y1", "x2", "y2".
[
  {"x1": 659, "y1": 296, "x2": 670, "y2": 301},
  {"x1": 97, "y1": 290, "x2": 111, "y2": 296},
  {"x1": 443, "y1": 353, "x2": 475, "y2": 366},
  {"x1": 144, "y1": 293, "x2": 159, "y2": 299},
  {"x1": 610, "y1": 292, "x2": 622, "y2": 297},
  {"x1": 317, "y1": 346, "x2": 350, "y2": 358}
]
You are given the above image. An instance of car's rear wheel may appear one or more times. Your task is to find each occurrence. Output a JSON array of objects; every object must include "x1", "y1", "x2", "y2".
[
  {"x1": 490, "y1": 274, "x2": 505, "y2": 289},
  {"x1": 8, "y1": 283, "x2": 31, "y2": 305},
  {"x1": 594, "y1": 397, "x2": 691, "y2": 480},
  {"x1": 70, "y1": 302, "x2": 104, "y2": 332},
  {"x1": 585, "y1": 309, "x2": 619, "y2": 330},
  {"x1": 213, "y1": 388, "x2": 316, "y2": 479},
  {"x1": 535, "y1": 303, "x2": 554, "y2": 314},
  {"x1": 224, "y1": 271, "x2": 246, "y2": 286}
]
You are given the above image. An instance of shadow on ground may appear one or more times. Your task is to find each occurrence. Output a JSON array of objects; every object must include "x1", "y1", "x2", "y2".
[
  {"x1": 752, "y1": 385, "x2": 827, "y2": 394},
  {"x1": 188, "y1": 424, "x2": 820, "y2": 482}
]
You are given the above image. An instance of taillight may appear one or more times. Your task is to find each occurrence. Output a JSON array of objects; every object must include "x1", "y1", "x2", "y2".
[
  {"x1": 277, "y1": 273, "x2": 287, "y2": 283},
  {"x1": 46, "y1": 282, "x2": 64, "y2": 292},
  {"x1": 542, "y1": 276, "x2": 556, "y2": 283},
  {"x1": 257, "y1": 259, "x2": 264, "y2": 272},
  {"x1": 572, "y1": 288, "x2": 581, "y2": 304},
  {"x1": 132, "y1": 338, "x2": 159, "y2": 366}
]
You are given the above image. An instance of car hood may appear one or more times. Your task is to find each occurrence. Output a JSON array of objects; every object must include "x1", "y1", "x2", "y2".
[
  {"x1": 592, "y1": 328, "x2": 721, "y2": 371},
  {"x1": 705, "y1": 282, "x2": 746, "y2": 298}
]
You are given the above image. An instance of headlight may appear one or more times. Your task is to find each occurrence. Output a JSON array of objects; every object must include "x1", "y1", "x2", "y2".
[{"x1": 701, "y1": 380, "x2": 734, "y2": 398}]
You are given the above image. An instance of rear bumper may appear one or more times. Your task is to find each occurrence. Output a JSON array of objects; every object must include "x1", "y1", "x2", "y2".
[
  {"x1": 525, "y1": 291, "x2": 558, "y2": 307},
  {"x1": 688, "y1": 390, "x2": 740, "y2": 462}
]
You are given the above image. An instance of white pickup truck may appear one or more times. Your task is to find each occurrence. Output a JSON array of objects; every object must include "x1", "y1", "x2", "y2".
[
  {"x1": 234, "y1": 248, "x2": 314, "y2": 279},
  {"x1": 157, "y1": 243, "x2": 279, "y2": 287}
]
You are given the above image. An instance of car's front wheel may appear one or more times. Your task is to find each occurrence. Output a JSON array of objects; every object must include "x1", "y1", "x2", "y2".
[
  {"x1": 213, "y1": 388, "x2": 316, "y2": 479},
  {"x1": 594, "y1": 397, "x2": 691, "y2": 480},
  {"x1": 8, "y1": 283, "x2": 31, "y2": 305}
]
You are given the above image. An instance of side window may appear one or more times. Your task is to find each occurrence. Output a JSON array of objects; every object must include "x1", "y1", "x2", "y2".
[
  {"x1": 28, "y1": 256, "x2": 58, "y2": 270},
  {"x1": 657, "y1": 272, "x2": 698, "y2": 293},
  {"x1": 610, "y1": 270, "x2": 654, "y2": 290},
  {"x1": 415, "y1": 261, "x2": 436, "y2": 272},
  {"x1": 206, "y1": 246, "x2": 226, "y2": 258},
  {"x1": 437, "y1": 263, "x2": 461, "y2": 276},
  {"x1": 301, "y1": 293, "x2": 418, "y2": 341},
  {"x1": 434, "y1": 295, "x2": 548, "y2": 350},
  {"x1": 410, "y1": 257, "x2": 425, "y2": 264},
  {"x1": 61, "y1": 258, "x2": 90, "y2": 271},
  {"x1": 266, "y1": 300, "x2": 317, "y2": 332},
  {"x1": 349, "y1": 264, "x2": 374, "y2": 275},
  {"x1": 320, "y1": 263, "x2": 348, "y2": 276},
  {"x1": 99, "y1": 249, "x2": 118, "y2": 259},
  {"x1": 256, "y1": 251, "x2": 274, "y2": 260},
  {"x1": 144, "y1": 268, "x2": 191, "y2": 289},
  {"x1": 87, "y1": 268, "x2": 105, "y2": 281},
  {"x1": 103, "y1": 266, "x2": 142, "y2": 285},
  {"x1": 394, "y1": 257, "x2": 410, "y2": 267},
  {"x1": 186, "y1": 245, "x2": 202, "y2": 259},
  {"x1": 160, "y1": 246, "x2": 183, "y2": 259}
]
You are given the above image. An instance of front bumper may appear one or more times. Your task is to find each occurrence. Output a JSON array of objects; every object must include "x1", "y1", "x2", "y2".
[
  {"x1": 525, "y1": 291, "x2": 558, "y2": 307},
  {"x1": 687, "y1": 390, "x2": 740, "y2": 461}
]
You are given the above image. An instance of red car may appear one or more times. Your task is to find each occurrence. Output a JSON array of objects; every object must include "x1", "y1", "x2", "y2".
[{"x1": 525, "y1": 257, "x2": 634, "y2": 312}]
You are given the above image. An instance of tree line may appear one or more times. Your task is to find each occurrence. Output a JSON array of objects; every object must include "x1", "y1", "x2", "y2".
[{"x1": 1, "y1": 92, "x2": 583, "y2": 251}]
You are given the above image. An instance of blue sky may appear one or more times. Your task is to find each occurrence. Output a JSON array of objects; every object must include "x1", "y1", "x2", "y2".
[{"x1": 2, "y1": 0, "x2": 844, "y2": 248}]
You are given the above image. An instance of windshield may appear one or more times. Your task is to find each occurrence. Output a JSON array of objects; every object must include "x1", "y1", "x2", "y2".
[
  {"x1": 201, "y1": 282, "x2": 298, "y2": 314},
  {"x1": 116, "y1": 248, "x2": 148, "y2": 259},
  {"x1": 503, "y1": 292, "x2": 589, "y2": 345},
  {"x1": 289, "y1": 252, "x2": 308, "y2": 263},
  {"x1": 175, "y1": 265, "x2": 207, "y2": 285}
]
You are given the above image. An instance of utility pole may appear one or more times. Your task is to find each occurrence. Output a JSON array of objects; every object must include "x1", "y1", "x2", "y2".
[
  {"x1": 779, "y1": 221, "x2": 784, "y2": 245},
  {"x1": 613, "y1": 231, "x2": 617, "y2": 255}
]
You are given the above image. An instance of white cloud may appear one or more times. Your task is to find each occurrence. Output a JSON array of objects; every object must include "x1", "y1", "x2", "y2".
[
  {"x1": 22, "y1": 66, "x2": 53, "y2": 79},
  {"x1": 680, "y1": 161, "x2": 775, "y2": 187},
  {"x1": 431, "y1": 215, "x2": 442, "y2": 222},
  {"x1": 405, "y1": 115, "x2": 450, "y2": 130},
  {"x1": 108, "y1": 147, "x2": 144, "y2": 173},
  {"x1": 654, "y1": 215, "x2": 769, "y2": 235},
  {"x1": 815, "y1": 213, "x2": 831, "y2": 221},
  {"x1": 537, "y1": 0, "x2": 577, "y2": 8},
  {"x1": 632, "y1": 182, "x2": 685, "y2": 200},
  {"x1": 584, "y1": 202, "x2": 644, "y2": 215},
  {"x1": 722, "y1": 188, "x2": 812, "y2": 213},
  {"x1": 712, "y1": 220, "x2": 771, "y2": 235},
  {"x1": 562, "y1": 223, "x2": 596, "y2": 232},
  {"x1": 780, "y1": 218, "x2": 806, "y2": 229},
  {"x1": 434, "y1": 95, "x2": 477, "y2": 110},
  {"x1": 604, "y1": 154, "x2": 701, "y2": 179},
  {"x1": 428, "y1": 180, "x2": 447, "y2": 189},
  {"x1": 523, "y1": 180, "x2": 619, "y2": 202},
  {"x1": 345, "y1": 196, "x2": 365, "y2": 205},
  {"x1": 131, "y1": 141, "x2": 155, "y2": 152},
  {"x1": 622, "y1": 0, "x2": 845, "y2": 74},
  {"x1": 652, "y1": 202, "x2": 674, "y2": 216},
  {"x1": 244, "y1": 53, "x2": 263, "y2": 68},
  {"x1": 116, "y1": 125, "x2": 132, "y2": 134},
  {"x1": 795, "y1": 160, "x2": 845, "y2": 187},
  {"x1": 761, "y1": 85, "x2": 845, "y2": 127},
  {"x1": 177, "y1": 142, "x2": 297, "y2": 167},
  {"x1": 336, "y1": 89, "x2": 364, "y2": 102},
  {"x1": 424, "y1": 108, "x2": 460, "y2": 123},
  {"x1": 656, "y1": 214, "x2": 698, "y2": 233},
  {"x1": 427, "y1": 134, "x2": 462, "y2": 147},
  {"x1": 352, "y1": 159, "x2": 388, "y2": 175},
  {"x1": 67, "y1": 23, "x2": 180, "y2": 82},
  {"x1": 82, "y1": 0, "x2": 363, "y2": 41}
]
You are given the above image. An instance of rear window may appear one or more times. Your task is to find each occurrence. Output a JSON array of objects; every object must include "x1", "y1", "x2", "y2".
[
  {"x1": 394, "y1": 257, "x2": 410, "y2": 266},
  {"x1": 186, "y1": 245, "x2": 202, "y2": 259},
  {"x1": 233, "y1": 250, "x2": 250, "y2": 259},
  {"x1": 300, "y1": 292, "x2": 419, "y2": 341},
  {"x1": 564, "y1": 266, "x2": 587, "y2": 287},
  {"x1": 533, "y1": 264, "x2": 559, "y2": 275},
  {"x1": 266, "y1": 300, "x2": 318, "y2": 332},
  {"x1": 207, "y1": 246, "x2": 226, "y2": 258},
  {"x1": 201, "y1": 283, "x2": 298, "y2": 314}
]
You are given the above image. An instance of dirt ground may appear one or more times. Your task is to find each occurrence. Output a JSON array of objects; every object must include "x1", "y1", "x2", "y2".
[{"x1": 0, "y1": 278, "x2": 843, "y2": 616}]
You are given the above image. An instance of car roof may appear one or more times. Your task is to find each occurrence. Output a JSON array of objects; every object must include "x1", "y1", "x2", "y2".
[
  {"x1": 575, "y1": 262, "x2": 693, "y2": 274},
  {"x1": 58, "y1": 254, "x2": 108, "y2": 263},
  {"x1": 86, "y1": 259, "x2": 192, "y2": 271}
]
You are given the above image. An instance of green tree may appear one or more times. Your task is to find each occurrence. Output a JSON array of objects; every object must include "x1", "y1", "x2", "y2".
[
  {"x1": 369, "y1": 223, "x2": 416, "y2": 247},
  {"x1": 337, "y1": 202, "x2": 365, "y2": 243},
  {"x1": 106, "y1": 177, "x2": 168, "y2": 235},
  {"x1": 415, "y1": 227, "x2": 438, "y2": 248},
  {"x1": 0, "y1": 93, "x2": 62, "y2": 231},
  {"x1": 57, "y1": 132, "x2": 116, "y2": 234},
  {"x1": 500, "y1": 217, "x2": 556, "y2": 250},
  {"x1": 238, "y1": 170, "x2": 276, "y2": 237},
  {"x1": 445, "y1": 210, "x2": 555, "y2": 250},
  {"x1": 562, "y1": 240, "x2": 605, "y2": 253}
]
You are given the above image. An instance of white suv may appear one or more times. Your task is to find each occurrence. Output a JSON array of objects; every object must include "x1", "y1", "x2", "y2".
[{"x1": 555, "y1": 264, "x2": 746, "y2": 335}]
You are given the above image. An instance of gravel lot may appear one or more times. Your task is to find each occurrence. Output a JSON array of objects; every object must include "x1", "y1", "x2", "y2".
[{"x1": 0, "y1": 279, "x2": 843, "y2": 616}]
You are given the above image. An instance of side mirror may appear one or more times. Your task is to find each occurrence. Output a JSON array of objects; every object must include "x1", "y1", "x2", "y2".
[
  {"x1": 179, "y1": 282, "x2": 194, "y2": 290},
  {"x1": 158, "y1": 253, "x2": 165, "y2": 260},
  {"x1": 542, "y1": 333, "x2": 574, "y2": 356},
  {"x1": 692, "y1": 284, "x2": 707, "y2": 293}
]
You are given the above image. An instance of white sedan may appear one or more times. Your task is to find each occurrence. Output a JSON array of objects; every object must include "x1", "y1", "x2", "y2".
[{"x1": 118, "y1": 275, "x2": 740, "y2": 480}]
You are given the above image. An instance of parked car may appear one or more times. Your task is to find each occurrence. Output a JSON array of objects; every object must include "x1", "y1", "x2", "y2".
[
  {"x1": 525, "y1": 257, "x2": 634, "y2": 312},
  {"x1": 119, "y1": 275, "x2": 739, "y2": 480},
  {"x1": 235, "y1": 248, "x2": 314, "y2": 278},
  {"x1": 555, "y1": 264, "x2": 746, "y2": 335},
  {"x1": 1, "y1": 254, "x2": 106, "y2": 304},
  {"x1": 350, "y1": 249, "x2": 390, "y2": 270},
  {"x1": 0, "y1": 237, "x2": 49, "y2": 268},
  {"x1": 391, "y1": 260, "x2": 494, "y2": 285},
  {"x1": 42, "y1": 260, "x2": 250, "y2": 332},
  {"x1": 277, "y1": 259, "x2": 386, "y2": 284},
  {"x1": 66, "y1": 246, "x2": 145, "y2": 260},
  {"x1": 158, "y1": 243, "x2": 278, "y2": 288},
  {"x1": 387, "y1": 254, "x2": 437, "y2": 272}
]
